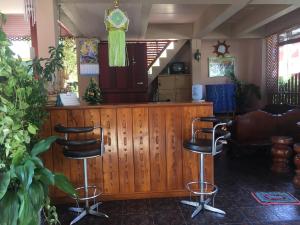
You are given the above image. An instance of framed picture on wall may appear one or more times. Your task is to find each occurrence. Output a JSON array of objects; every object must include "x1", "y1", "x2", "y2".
[
  {"x1": 79, "y1": 38, "x2": 100, "y2": 76},
  {"x1": 208, "y1": 56, "x2": 235, "y2": 77}
]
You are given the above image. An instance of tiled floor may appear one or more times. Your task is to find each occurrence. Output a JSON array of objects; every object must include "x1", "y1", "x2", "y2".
[{"x1": 56, "y1": 149, "x2": 300, "y2": 225}]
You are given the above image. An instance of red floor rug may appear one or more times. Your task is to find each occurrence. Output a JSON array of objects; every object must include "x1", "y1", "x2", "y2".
[{"x1": 252, "y1": 192, "x2": 300, "y2": 205}]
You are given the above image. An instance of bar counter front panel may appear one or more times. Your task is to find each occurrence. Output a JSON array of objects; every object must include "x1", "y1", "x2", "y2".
[{"x1": 41, "y1": 102, "x2": 213, "y2": 202}]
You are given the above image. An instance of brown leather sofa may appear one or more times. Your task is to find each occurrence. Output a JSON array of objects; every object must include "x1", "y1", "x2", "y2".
[{"x1": 228, "y1": 109, "x2": 300, "y2": 152}]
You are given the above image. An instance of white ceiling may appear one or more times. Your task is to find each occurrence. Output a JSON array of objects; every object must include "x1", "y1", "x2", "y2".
[
  {"x1": 0, "y1": 0, "x2": 24, "y2": 14},
  {"x1": 58, "y1": 0, "x2": 300, "y2": 39},
  {"x1": 1, "y1": 0, "x2": 300, "y2": 39},
  {"x1": 149, "y1": 4, "x2": 211, "y2": 24}
]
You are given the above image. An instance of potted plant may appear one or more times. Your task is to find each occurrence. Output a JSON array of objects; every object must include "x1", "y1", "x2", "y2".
[
  {"x1": 29, "y1": 42, "x2": 64, "y2": 106},
  {"x1": 83, "y1": 78, "x2": 103, "y2": 104},
  {"x1": 0, "y1": 13, "x2": 76, "y2": 225},
  {"x1": 226, "y1": 72, "x2": 261, "y2": 113}
]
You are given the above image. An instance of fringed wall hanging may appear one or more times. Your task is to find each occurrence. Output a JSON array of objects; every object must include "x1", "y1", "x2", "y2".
[
  {"x1": 104, "y1": 0, "x2": 129, "y2": 67},
  {"x1": 24, "y1": 0, "x2": 36, "y2": 25}
]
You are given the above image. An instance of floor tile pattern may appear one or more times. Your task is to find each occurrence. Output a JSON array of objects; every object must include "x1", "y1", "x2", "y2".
[{"x1": 55, "y1": 150, "x2": 300, "y2": 225}]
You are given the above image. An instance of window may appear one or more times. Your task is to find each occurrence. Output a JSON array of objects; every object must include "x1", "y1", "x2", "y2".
[
  {"x1": 60, "y1": 38, "x2": 78, "y2": 93},
  {"x1": 266, "y1": 25, "x2": 300, "y2": 105},
  {"x1": 278, "y1": 25, "x2": 300, "y2": 85},
  {"x1": 279, "y1": 42, "x2": 300, "y2": 83},
  {"x1": 9, "y1": 39, "x2": 32, "y2": 61}
]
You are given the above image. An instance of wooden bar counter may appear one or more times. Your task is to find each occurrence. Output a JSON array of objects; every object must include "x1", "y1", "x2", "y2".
[{"x1": 41, "y1": 102, "x2": 214, "y2": 202}]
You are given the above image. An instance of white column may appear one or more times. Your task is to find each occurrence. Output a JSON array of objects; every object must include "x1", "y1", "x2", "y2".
[
  {"x1": 35, "y1": 0, "x2": 60, "y2": 92},
  {"x1": 36, "y1": 0, "x2": 58, "y2": 58}
]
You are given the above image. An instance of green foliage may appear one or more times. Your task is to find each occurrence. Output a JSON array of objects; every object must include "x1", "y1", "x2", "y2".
[
  {"x1": 226, "y1": 72, "x2": 261, "y2": 112},
  {"x1": 0, "y1": 137, "x2": 76, "y2": 225},
  {"x1": 62, "y1": 38, "x2": 77, "y2": 81},
  {"x1": 83, "y1": 78, "x2": 103, "y2": 104},
  {"x1": 29, "y1": 44, "x2": 64, "y2": 82},
  {"x1": 0, "y1": 171, "x2": 10, "y2": 199},
  {"x1": 0, "y1": 15, "x2": 76, "y2": 225},
  {"x1": 0, "y1": 191, "x2": 20, "y2": 225}
]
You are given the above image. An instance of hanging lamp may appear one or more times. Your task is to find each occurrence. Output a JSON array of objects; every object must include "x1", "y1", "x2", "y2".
[{"x1": 104, "y1": 0, "x2": 129, "y2": 67}]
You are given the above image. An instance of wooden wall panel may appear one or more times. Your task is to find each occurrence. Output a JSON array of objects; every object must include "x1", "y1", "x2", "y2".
[
  {"x1": 67, "y1": 110, "x2": 85, "y2": 187},
  {"x1": 132, "y1": 108, "x2": 150, "y2": 192},
  {"x1": 165, "y1": 107, "x2": 183, "y2": 190},
  {"x1": 182, "y1": 107, "x2": 200, "y2": 185},
  {"x1": 101, "y1": 108, "x2": 120, "y2": 193},
  {"x1": 84, "y1": 109, "x2": 104, "y2": 192},
  {"x1": 149, "y1": 108, "x2": 167, "y2": 192},
  {"x1": 117, "y1": 108, "x2": 135, "y2": 193},
  {"x1": 50, "y1": 110, "x2": 69, "y2": 197}
]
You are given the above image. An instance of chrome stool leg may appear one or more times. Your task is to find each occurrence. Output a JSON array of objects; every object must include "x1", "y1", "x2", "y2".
[
  {"x1": 191, "y1": 205, "x2": 203, "y2": 218},
  {"x1": 69, "y1": 207, "x2": 84, "y2": 213},
  {"x1": 70, "y1": 210, "x2": 87, "y2": 225},
  {"x1": 89, "y1": 209, "x2": 109, "y2": 218},
  {"x1": 181, "y1": 154, "x2": 226, "y2": 218},
  {"x1": 203, "y1": 204, "x2": 226, "y2": 215},
  {"x1": 180, "y1": 200, "x2": 200, "y2": 207},
  {"x1": 69, "y1": 158, "x2": 108, "y2": 224}
]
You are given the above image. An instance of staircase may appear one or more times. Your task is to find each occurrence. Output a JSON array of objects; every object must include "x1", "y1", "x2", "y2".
[
  {"x1": 148, "y1": 40, "x2": 188, "y2": 84},
  {"x1": 146, "y1": 41, "x2": 171, "y2": 68}
]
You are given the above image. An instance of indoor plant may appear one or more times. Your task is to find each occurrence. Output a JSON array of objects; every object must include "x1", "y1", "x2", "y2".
[
  {"x1": 0, "y1": 12, "x2": 76, "y2": 225},
  {"x1": 83, "y1": 78, "x2": 103, "y2": 104},
  {"x1": 226, "y1": 72, "x2": 261, "y2": 113}
]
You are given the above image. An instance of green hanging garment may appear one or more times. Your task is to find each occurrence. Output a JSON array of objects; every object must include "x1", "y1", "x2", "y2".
[{"x1": 104, "y1": 7, "x2": 129, "y2": 67}]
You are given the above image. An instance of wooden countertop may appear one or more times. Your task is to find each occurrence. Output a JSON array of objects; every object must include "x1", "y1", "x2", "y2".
[{"x1": 48, "y1": 101, "x2": 212, "y2": 110}]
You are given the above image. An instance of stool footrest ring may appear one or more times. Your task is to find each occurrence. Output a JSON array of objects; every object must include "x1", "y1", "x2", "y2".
[
  {"x1": 72, "y1": 185, "x2": 102, "y2": 201},
  {"x1": 186, "y1": 181, "x2": 218, "y2": 196}
]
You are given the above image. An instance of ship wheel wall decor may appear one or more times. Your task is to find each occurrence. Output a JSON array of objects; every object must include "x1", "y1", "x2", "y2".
[{"x1": 213, "y1": 41, "x2": 230, "y2": 57}]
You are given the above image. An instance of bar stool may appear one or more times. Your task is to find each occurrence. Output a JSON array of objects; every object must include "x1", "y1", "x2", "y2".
[
  {"x1": 54, "y1": 124, "x2": 109, "y2": 225},
  {"x1": 181, "y1": 117, "x2": 231, "y2": 218}
]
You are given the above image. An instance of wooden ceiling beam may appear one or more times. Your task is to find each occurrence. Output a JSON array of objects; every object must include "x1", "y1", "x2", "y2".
[
  {"x1": 232, "y1": 4, "x2": 300, "y2": 35},
  {"x1": 59, "y1": 9, "x2": 83, "y2": 37},
  {"x1": 193, "y1": 0, "x2": 251, "y2": 38},
  {"x1": 139, "y1": 1, "x2": 152, "y2": 38},
  {"x1": 60, "y1": 4, "x2": 84, "y2": 36}
]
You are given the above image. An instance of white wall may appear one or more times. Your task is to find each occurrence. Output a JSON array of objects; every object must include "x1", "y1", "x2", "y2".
[{"x1": 194, "y1": 39, "x2": 263, "y2": 88}]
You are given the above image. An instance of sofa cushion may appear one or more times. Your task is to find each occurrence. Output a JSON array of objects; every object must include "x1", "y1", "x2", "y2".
[
  {"x1": 233, "y1": 110, "x2": 278, "y2": 143},
  {"x1": 277, "y1": 109, "x2": 300, "y2": 141}
]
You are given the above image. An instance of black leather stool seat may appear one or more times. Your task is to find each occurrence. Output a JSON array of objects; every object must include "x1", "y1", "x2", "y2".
[
  {"x1": 63, "y1": 147, "x2": 101, "y2": 158},
  {"x1": 201, "y1": 128, "x2": 228, "y2": 135},
  {"x1": 53, "y1": 123, "x2": 108, "y2": 223},
  {"x1": 56, "y1": 138, "x2": 98, "y2": 146},
  {"x1": 183, "y1": 139, "x2": 223, "y2": 154},
  {"x1": 55, "y1": 124, "x2": 94, "y2": 133},
  {"x1": 200, "y1": 117, "x2": 220, "y2": 123}
]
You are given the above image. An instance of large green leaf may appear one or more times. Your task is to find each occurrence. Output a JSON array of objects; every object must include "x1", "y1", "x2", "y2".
[
  {"x1": 30, "y1": 156, "x2": 44, "y2": 168},
  {"x1": 15, "y1": 160, "x2": 35, "y2": 190},
  {"x1": 29, "y1": 181, "x2": 44, "y2": 211},
  {"x1": 0, "y1": 191, "x2": 20, "y2": 225},
  {"x1": 38, "y1": 167, "x2": 55, "y2": 185},
  {"x1": 27, "y1": 124, "x2": 37, "y2": 135},
  {"x1": 31, "y1": 136, "x2": 57, "y2": 157},
  {"x1": 54, "y1": 173, "x2": 77, "y2": 197},
  {"x1": 18, "y1": 191, "x2": 40, "y2": 225},
  {"x1": 0, "y1": 171, "x2": 10, "y2": 200}
]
